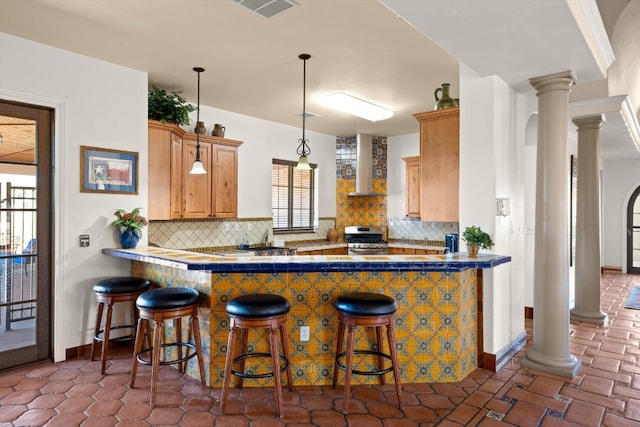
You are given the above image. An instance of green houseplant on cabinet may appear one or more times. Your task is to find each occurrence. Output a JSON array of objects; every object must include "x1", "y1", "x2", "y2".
[
  {"x1": 462, "y1": 225, "x2": 494, "y2": 257},
  {"x1": 148, "y1": 85, "x2": 195, "y2": 126}
]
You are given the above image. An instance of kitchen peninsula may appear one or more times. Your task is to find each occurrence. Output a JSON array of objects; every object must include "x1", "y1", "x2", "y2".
[{"x1": 103, "y1": 246, "x2": 510, "y2": 387}]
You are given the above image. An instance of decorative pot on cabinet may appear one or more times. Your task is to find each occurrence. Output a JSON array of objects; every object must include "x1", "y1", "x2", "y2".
[
  {"x1": 194, "y1": 121, "x2": 206, "y2": 134},
  {"x1": 327, "y1": 228, "x2": 339, "y2": 243},
  {"x1": 212, "y1": 124, "x2": 225, "y2": 137},
  {"x1": 434, "y1": 83, "x2": 458, "y2": 110}
]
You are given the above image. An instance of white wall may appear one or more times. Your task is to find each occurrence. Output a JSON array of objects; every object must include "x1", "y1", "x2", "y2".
[
  {"x1": 602, "y1": 159, "x2": 640, "y2": 270},
  {"x1": 387, "y1": 133, "x2": 419, "y2": 218},
  {"x1": 188, "y1": 107, "x2": 337, "y2": 218},
  {"x1": 459, "y1": 63, "x2": 527, "y2": 358},
  {"x1": 1, "y1": 32, "x2": 148, "y2": 361}
]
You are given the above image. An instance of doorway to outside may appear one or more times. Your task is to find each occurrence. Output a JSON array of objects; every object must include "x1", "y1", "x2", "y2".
[{"x1": 0, "y1": 100, "x2": 53, "y2": 370}]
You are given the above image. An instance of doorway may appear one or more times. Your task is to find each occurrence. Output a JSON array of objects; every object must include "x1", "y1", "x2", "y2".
[
  {"x1": 0, "y1": 100, "x2": 53, "y2": 370},
  {"x1": 627, "y1": 185, "x2": 640, "y2": 275}
]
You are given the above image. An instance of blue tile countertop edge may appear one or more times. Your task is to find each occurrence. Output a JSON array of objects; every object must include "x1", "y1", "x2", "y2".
[{"x1": 102, "y1": 247, "x2": 511, "y2": 273}]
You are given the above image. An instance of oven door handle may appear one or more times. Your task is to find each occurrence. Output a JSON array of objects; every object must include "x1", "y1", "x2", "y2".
[{"x1": 348, "y1": 247, "x2": 388, "y2": 255}]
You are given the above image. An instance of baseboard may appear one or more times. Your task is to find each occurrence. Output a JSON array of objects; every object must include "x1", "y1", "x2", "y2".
[
  {"x1": 525, "y1": 306, "x2": 534, "y2": 319},
  {"x1": 65, "y1": 341, "x2": 133, "y2": 360},
  {"x1": 602, "y1": 265, "x2": 622, "y2": 273},
  {"x1": 479, "y1": 330, "x2": 527, "y2": 372},
  {"x1": 478, "y1": 352, "x2": 496, "y2": 371}
]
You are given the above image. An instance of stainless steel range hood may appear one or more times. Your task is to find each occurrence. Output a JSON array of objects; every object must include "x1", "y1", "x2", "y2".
[{"x1": 348, "y1": 134, "x2": 385, "y2": 197}]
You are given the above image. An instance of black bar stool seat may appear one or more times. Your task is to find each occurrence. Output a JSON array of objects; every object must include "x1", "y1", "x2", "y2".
[
  {"x1": 332, "y1": 292, "x2": 403, "y2": 413},
  {"x1": 129, "y1": 287, "x2": 206, "y2": 405},
  {"x1": 220, "y1": 293, "x2": 293, "y2": 418},
  {"x1": 90, "y1": 277, "x2": 151, "y2": 375}
]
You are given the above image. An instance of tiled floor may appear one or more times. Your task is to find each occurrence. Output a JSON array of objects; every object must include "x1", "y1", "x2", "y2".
[{"x1": 2, "y1": 271, "x2": 640, "y2": 426}]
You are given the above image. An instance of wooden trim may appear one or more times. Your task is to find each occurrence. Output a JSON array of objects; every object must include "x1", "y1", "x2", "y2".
[
  {"x1": 66, "y1": 341, "x2": 133, "y2": 360},
  {"x1": 413, "y1": 106, "x2": 459, "y2": 122},
  {"x1": 148, "y1": 119, "x2": 243, "y2": 148},
  {"x1": 602, "y1": 265, "x2": 622, "y2": 273},
  {"x1": 478, "y1": 352, "x2": 496, "y2": 372},
  {"x1": 476, "y1": 269, "x2": 484, "y2": 367},
  {"x1": 525, "y1": 306, "x2": 534, "y2": 319}
]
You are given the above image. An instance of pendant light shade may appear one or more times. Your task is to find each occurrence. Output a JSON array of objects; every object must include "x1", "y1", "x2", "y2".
[
  {"x1": 190, "y1": 67, "x2": 207, "y2": 175},
  {"x1": 296, "y1": 53, "x2": 311, "y2": 169}
]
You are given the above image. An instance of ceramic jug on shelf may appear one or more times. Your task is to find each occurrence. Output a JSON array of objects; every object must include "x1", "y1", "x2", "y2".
[
  {"x1": 433, "y1": 83, "x2": 458, "y2": 110},
  {"x1": 212, "y1": 124, "x2": 226, "y2": 137}
]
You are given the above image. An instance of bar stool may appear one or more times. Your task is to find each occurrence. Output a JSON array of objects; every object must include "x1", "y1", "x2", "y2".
[
  {"x1": 90, "y1": 277, "x2": 151, "y2": 374},
  {"x1": 129, "y1": 287, "x2": 206, "y2": 405},
  {"x1": 332, "y1": 292, "x2": 403, "y2": 413},
  {"x1": 220, "y1": 293, "x2": 293, "y2": 418}
]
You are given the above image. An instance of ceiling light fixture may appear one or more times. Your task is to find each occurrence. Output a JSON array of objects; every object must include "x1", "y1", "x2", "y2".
[
  {"x1": 321, "y1": 92, "x2": 393, "y2": 122},
  {"x1": 296, "y1": 53, "x2": 312, "y2": 170},
  {"x1": 190, "y1": 67, "x2": 206, "y2": 175}
]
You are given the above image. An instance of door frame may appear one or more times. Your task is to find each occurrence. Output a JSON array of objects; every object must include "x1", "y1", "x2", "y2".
[
  {"x1": 0, "y1": 100, "x2": 54, "y2": 369},
  {"x1": 627, "y1": 184, "x2": 640, "y2": 275}
]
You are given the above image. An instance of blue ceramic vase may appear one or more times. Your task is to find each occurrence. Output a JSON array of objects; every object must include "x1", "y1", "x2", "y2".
[{"x1": 118, "y1": 229, "x2": 140, "y2": 249}]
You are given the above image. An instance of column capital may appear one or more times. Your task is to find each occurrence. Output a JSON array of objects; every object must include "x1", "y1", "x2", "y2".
[
  {"x1": 572, "y1": 114, "x2": 605, "y2": 130},
  {"x1": 529, "y1": 70, "x2": 577, "y2": 95}
]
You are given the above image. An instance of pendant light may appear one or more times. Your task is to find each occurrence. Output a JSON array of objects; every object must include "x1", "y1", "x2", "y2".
[
  {"x1": 296, "y1": 53, "x2": 311, "y2": 170},
  {"x1": 190, "y1": 67, "x2": 206, "y2": 175}
]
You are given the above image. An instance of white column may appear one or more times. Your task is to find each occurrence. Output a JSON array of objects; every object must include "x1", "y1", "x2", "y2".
[
  {"x1": 521, "y1": 70, "x2": 581, "y2": 378},
  {"x1": 570, "y1": 114, "x2": 607, "y2": 324}
]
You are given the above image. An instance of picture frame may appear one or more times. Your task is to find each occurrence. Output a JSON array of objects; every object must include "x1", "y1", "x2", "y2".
[{"x1": 80, "y1": 145, "x2": 138, "y2": 194}]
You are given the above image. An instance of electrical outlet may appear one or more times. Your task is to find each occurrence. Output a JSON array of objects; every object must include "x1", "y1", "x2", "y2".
[
  {"x1": 300, "y1": 326, "x2": 310, "y2": 341},
  {"x1": 247, "y1": 223, "x2": 252, "y2": 231},
  {"x1": 234, "y1": 223, "x2": 240, "y2": 231},
  {"x1": 224, "y1": 223, "x2": 231, "y2": 231},
  {"x1": 79, "y1": 234, "x2": 90, "y2": 247}
]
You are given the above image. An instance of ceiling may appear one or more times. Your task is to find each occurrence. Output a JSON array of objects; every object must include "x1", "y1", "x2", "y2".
[{"x1": 0, "y1": 0, "x2": 638, "y2": 160}]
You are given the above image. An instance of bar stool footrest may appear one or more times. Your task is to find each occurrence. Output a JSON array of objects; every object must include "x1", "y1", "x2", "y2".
[
  {"x1": 136, "y1": 342, "x2": 198, "y2": 366},
  {"x1": 94, "y1": 324, "x2": 136, "y2": 343},
  {"x1": 336, "y1": 350, "x2": 393, "y2": 376},
  {"x1": 231, "y1": 352, "x2": 290, "y2": 379}
]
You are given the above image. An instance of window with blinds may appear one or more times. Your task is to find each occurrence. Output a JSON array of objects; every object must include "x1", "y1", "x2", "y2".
[{"x1": 272, "y1": 159, "x2": 316, "y2": 232}]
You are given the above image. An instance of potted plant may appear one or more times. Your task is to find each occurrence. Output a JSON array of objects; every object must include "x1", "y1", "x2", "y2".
[
  {"x1": 111, "y1": 207, "x2": 148, "y2": 249},
  {"x1": 148, "y1": 85, "x2": 195, "y2": 126},
  {"x1": 462, "y1": 225, "x2": 494, "y2": 257}
]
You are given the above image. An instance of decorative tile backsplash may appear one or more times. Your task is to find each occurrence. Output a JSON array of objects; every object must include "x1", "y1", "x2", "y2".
[
  {"x1": 148, "y1": 218, "x2": 337, "y2": 250},
  {"x1": 388, "y1": 217, "x2": 459, "y2": 242}
]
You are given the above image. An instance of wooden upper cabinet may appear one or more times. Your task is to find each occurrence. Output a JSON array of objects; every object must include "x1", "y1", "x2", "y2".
[
  {"x1": 148, "y1": 122, "x2": 182, "y2": 220},
  {"x1": 402, "y1": 156, "x2": 420, "y2": 218},
  {"x1": 147, "y1": 120, "x2": 242, "y2": 220},
  {"x1": 182, "y1": 139, "x2": 212, "y2": 218},
  {"x1": 413, "y1": 107, "x2": 459, "y2": 222},
  {"x1": 212, "y1": 145, "x2": 238, "y2": 218}
]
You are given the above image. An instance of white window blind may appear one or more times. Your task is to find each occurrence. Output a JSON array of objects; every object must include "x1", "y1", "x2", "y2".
[{"x1": 272, "y1": 159, "x2": 316, "y2": 232}]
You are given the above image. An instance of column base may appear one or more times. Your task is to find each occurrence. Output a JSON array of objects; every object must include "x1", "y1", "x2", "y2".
[
  {"x1": 521, "y1": 349, "x2": 581, "y2": 378},
  {"x1": 570, "y1": 308, "x2": 608, "y2": 325}
]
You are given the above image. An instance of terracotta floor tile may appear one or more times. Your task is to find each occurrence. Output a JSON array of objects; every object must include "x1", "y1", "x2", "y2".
[
  {"x1": 3, "y1": 272, "x2": 640, "y2": 426},
  {"x1": 563, "y1": 399, "x2": 605, "y2": 426},
  {"x1": 503, "y1": 400, "x2": 546, "y2": 427},
  {"x1": 579, "y1": 375, "x2": 614, "y2": 396},
  {"x1": 12, "y1": 408, "x2": 56, "y2": 427},
  {"x1": 526, "y1": 375, "x2": 565, "y2": 397}
]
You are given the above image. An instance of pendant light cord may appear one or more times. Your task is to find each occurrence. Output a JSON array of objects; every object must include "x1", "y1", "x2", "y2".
[{"x1": 193, "y1": 67, "x2": 205, "y2": 162}]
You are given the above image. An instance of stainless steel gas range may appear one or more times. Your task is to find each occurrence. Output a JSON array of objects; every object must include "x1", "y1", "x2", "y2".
[{"x1": 344, "y1": 226, "x2": 388, "y2": 255}]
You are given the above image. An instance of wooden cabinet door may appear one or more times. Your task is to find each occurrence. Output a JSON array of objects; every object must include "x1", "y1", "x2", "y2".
[
  {"x1": 389, "y1": 247, "x2": 416, "y2": 255},
  {"x1": 403, "y1": 156, "x2": 420, "y2": 218},
  {"x1": 322, "y1": 247, "x2": 347, "y2": 255},
  {"x1": 148, "y1": 124, "x2": 182, "y2": 220},
  {"x1": 182, "y1": 139, "x2": 211, "y2": 218},
  {"x1": 169, "y1": 134, "x2": 183, "y2": 219},
  {"x1": 212, "y1": 145, "x2": 237, "y2": 218},
  {"x1": 414, "y1": 107, "x2": 459, "y2": 222}
]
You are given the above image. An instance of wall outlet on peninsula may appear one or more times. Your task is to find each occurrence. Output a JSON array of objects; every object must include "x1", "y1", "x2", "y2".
[{"x1": 300, "y1": 326, "x2": 310, "y2": 341}]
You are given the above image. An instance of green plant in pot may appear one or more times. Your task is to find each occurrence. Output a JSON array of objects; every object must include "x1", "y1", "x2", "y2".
[
  {"x1": 148, "y1": 85, "x2": 195, "y2": 126},
  {"x1": 462, "y1": 225, "x2": 494, "y2": 257}
]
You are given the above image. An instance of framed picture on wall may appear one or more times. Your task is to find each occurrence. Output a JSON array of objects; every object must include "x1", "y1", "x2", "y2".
[{"x1": 80, "y1": 145, "x2": 138, "y2": 194}]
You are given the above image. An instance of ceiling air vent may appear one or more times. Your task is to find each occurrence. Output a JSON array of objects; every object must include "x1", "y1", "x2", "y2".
[{"x1": 233, "y1": 0, "x2": 298, "y2": 18}]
